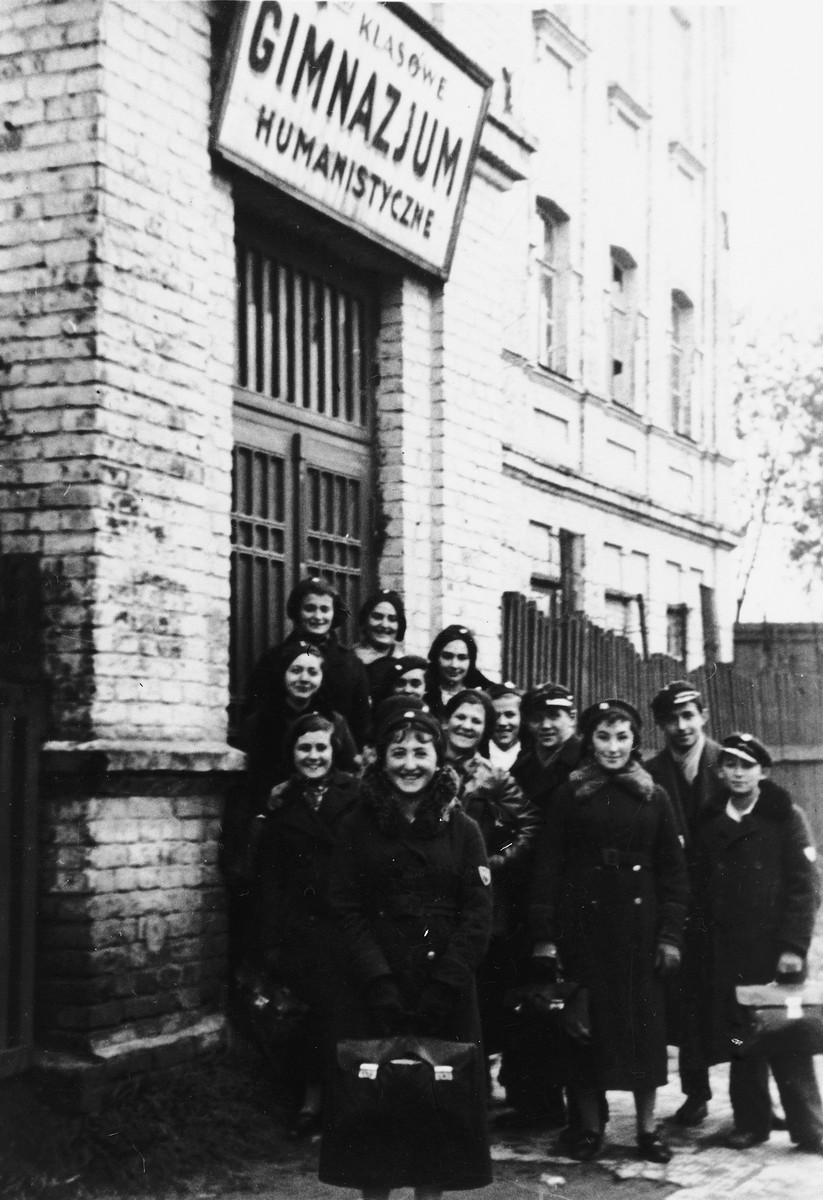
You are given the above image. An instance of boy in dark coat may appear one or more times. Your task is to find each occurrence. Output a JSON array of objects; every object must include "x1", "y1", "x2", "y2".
[
  {"x1": 697, "y1": 733, "x2": 822, "y2": 1153},
  {"x1": 646, "y1": 680, "x2": 722, "y2": 1125}
]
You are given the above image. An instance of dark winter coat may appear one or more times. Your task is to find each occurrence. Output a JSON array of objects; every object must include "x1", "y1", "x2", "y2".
[
  {"x1": 249, "y1": 771, "x2": 362, "y2": 1020},
  {"x1": 250, "y1": 629, "x2": 372, "y2": 750},
  {"x1": 695, "y1": 779, "x2": 821, "y2": 1064},
  {"x1": 452, "y1": 752, "x2": 540, "y2": 937},
  {"x1": 645, "y1": 737, "x2": 722, "y2": 1048},
  {"x1": 321, "y1": 765, "x2": 493, "y2": 1189},
  {"x1": 530, "y1": 758, "x2": 689, "y2": 1090},
  {"x1": 646, "y1": 738, "x2": 723, "y2": 852},
  {"x1": 512, "y1": 734, "x2": 584, "y2": 815}
]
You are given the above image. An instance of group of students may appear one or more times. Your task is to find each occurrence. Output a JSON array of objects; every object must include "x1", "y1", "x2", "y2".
[{"x1": 228, "y1": 576, "x2": 823, "y2": 1199}]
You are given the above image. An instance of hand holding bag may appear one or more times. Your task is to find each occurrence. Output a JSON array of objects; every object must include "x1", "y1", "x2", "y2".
[
  {"x1": 319, "y1": 1035, "x2": 491, "y2": 1191},
  {"x1": 734, "y1": 980, "x2": 823, "y2": 1057}
]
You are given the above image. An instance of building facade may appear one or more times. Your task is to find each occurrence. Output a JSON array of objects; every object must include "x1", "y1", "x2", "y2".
[{"x1": 0, "y1": 1, "x2": 733, "y2": 1092}]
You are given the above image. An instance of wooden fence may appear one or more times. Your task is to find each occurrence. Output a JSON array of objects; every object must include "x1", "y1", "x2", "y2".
[
  {"x1": 0, "y1": 681, "x2": 44, "y2": 1079},
  {"x1": 501, "y1": 592, "x2": 823, "y2": 843}
]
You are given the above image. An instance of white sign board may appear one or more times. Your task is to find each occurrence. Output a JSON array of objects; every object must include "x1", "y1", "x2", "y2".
[{"x1": 213, "y1": 2, "x2": 492, "y2": 278}]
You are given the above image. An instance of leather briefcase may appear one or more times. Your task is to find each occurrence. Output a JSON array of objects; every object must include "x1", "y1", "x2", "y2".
[
  {"x1": 734, "y1": 981, "x2": 823, "y2": 1057},
  {"x1": 319, "y1": 1035, "x2": 491, "y2": 1191}
]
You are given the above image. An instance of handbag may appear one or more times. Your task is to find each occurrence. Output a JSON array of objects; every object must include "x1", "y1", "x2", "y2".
[
  {"x1": 319, "y1": 1035, "x2": 491, "y2": 1191},
  {"x1": 504, "y1": 980, "x2": 592, "y2": 1044},
  {"x1": 734, "y1": 980, "x2": 823, "y2": 1057}
]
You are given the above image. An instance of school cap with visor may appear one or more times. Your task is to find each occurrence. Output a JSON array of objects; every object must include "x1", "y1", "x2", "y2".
[
  {"x1": 719, "y1": 732, "x2": 772, "y2": 768},
  {"x1": 522, "y1": 682, "x2": 575, "y2": 719},
  {"x1": 651, "y1": 680, "x2": 703, "y2": 721}
]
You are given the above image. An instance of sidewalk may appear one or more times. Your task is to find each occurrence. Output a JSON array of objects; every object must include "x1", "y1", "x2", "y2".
[{"x1": 174, "y1": 1056, "x2": 823, "y2": 1200}]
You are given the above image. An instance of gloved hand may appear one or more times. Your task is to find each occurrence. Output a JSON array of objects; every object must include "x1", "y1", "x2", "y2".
[
  {"x1": 776, "y1": 951, "x2": 805, "y2": 978},
  {"x1": 654, "y1": 942, "x2": 682, "y2": 976},
  {"x1": 414, "y1": 981, "x2": 456, "y2": 1036},
  {"x1": 365, "y1": 976, "x2": 404, "y2": 1035}
]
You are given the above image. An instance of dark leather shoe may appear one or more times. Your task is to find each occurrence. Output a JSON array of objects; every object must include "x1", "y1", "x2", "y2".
[
  {"x1": 568, "y1": 1130, "x2": 603, "y2": 1161},
  {"x1": 796, "y1": 1139, "x2": 823, "y2": 1155},
  {"x1": 725, "y1": 1129, "x2": 769, "y2": 1150},
  {"x1": 673, "y1": 1097, "x2": 709, "y2": 1126},
  {"x1": 637, "y1": 1129, "x2": 673, "y2": 1163}
]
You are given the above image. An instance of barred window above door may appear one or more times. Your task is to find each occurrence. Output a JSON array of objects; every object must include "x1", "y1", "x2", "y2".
[{"x1": 236, "y1": 237, "x2": 373, "y2": 430}]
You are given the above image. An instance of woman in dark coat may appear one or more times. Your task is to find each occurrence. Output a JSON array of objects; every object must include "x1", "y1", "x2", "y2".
[
  {"x1": 353, "y1": 588, "x2": 407, "y2": 708},
  {"x1": 250, "y1": 713, "x2": 362, "y2": 1137},
  {"x1": 696, "y1": 733, "x2": 822, "y2": 1152},
  {"x1": 424, "y1": 624, "x2": 494, "y2": 721},
  {"x1": 244, "y1": 640, "x2": 358, "y2": 808},
  {"x1": 248, "y1": 576, "x2": 372, "y2": 750},
  {"x1": 319, "y1": 700, "x2": 493, "y2": 1198},
  {"x1": 443, "y1": 689, "x2": 540, "y2": 1061},
  {"x1": 530, "y1": 699, "x2": 688, "y2": 1163}
]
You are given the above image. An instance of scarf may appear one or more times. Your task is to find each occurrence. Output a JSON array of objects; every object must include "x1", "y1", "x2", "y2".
[
  {"x1": 668, "y1": 734, "x2": 706, "y2": 785},
  {"x1": 360, "y1": 764, "x2": 462, "y2": 839},
  {"x1": 569, "y1": 756, "x2": 656, "y2": 802}
]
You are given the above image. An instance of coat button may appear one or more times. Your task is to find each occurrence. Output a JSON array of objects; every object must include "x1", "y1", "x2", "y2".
[
  {"x1": 427, "y1": 951, "x2": 436, "y2": 959},
  {"x1": 634, "y1": 897, "x2": 642, "y2": 905}
]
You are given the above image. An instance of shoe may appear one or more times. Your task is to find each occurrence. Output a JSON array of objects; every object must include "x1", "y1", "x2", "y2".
[
  {"x1": 796, "y1": 1139, "x2": 823, "y2": 1155},
  {"x1": 724, "y1": 1129, "x2": 769, "y2": 1150},
  {"x1": 287, "y1": 1109, "x2": 322, "y2": 1139},
  {"x1": 637, "y1": 1129, "x2": 673, "y2": 1163},
  {"x1": 673, "y1": 1097, "x2": 709, "y2": 1126},
  {"x1": 568, "y1": 1129, "x2": 603, "y2": 1161}
]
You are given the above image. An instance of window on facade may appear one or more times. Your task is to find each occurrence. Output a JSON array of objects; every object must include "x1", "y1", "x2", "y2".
[
  {"x1": 610, "y1": 246, "x2": 637, "y2": 406},
  {"x1": 536, "y1": 198, "x2": 570, "y2": 375},
  {"x1": 667, "y1": 603, "x2": 689, "y2": 664},
  {"x1": 529, "y1": 522, "x2": 583, "y2": 615},
  {"x1": 671, "y1": 290, "x2": 694, "y2": 437}
]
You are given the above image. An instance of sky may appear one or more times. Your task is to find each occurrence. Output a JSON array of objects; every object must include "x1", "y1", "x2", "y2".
[
  {"x1": 729, "y1": 3, "x2": 823, "y2": 321},
  {"x1": 728, "y1": 2, "x2": 823, "y2": 621}
]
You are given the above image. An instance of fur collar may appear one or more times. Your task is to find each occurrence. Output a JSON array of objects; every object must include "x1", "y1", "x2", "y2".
[
  {"x1": 360, "y1": 763, "x2": 462, "y2": 838},
  {"x1": 266, "y1": 771, "x2": 356, "y2": 813},
  {"x1": 569, "y1": 756, "x2": 656, "y2": 801},
  {"x1": 701, "y1": 777, "x2": 794, "y2": 824}
]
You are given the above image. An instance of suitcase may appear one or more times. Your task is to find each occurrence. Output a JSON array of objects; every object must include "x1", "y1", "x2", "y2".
[
  {"x1": 319, "y1": 1035, "x2": 491, "y2": 1190},
  {"x1": 734, "y1": 980, "x2": 823, "y2": 1057}
]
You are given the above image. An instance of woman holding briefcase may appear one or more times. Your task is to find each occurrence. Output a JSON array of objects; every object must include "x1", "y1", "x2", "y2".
[{"x1": 319, "y1": 698, "x2": 493, "y2": 1198}]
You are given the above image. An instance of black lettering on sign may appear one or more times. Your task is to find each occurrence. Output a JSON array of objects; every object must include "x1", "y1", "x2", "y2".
[
  {"x1": 326, "y1": 50, "x2": 359, "y2": 125},
  {"x1": 351, "y1": 163, "x2": 368, "y2": 199},
  {"x1": 275, "y1": 13, "x2": 299, "y2": 87},
  {"x1": 294, "y1": 126, "x2": 315, "y2": 164},
  {"x1": 393, "y1": 101, "x2": 415, "y2": 164},
  {"x1": 433, "y1": 129, "x2": 462, "y2": 197},
  {"x1": 348, "y1": 72, "x2": 376, "y2": 140},
  {"x1": 256, "y1": 105, "x2": 275, "y2": 144},
  {"x1": 313, "y1": 144, "x2": 330, "y2": 177},
  {"x1": 372, "y1": 83, "x2": 401, "y2": 155},
  {"x1": 331, "y1": 151, "x2": 348, "y2": 184},
  {"x1": 412, "y1": 112, "x2": 438, "y2": 178},
  {"x1": 292, "y1": 24, "x2": 334, "y2": 109},
  {"x1": 249, "y1": 1, "x2": 282, "y2": 73}
]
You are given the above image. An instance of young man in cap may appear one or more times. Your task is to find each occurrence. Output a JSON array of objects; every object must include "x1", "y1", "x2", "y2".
[
  {"x1": 645, "y1": 680, "x2": 721, "y2": 1126},
  {"x1": 698, "y1": 734, "x2": 822, "y2": 1152},
  {"x1": 511, "y1": 683, "x2": 583, "y2": 814},
  {"x1": 499, "y1": 683, "x2": 584, "y2": 1129}
]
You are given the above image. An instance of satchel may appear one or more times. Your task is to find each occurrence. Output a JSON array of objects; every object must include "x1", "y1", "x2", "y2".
[
  {"x1": 734, "y1": 981, "x2": 823, "y2": 1057},
  {"x1": 319, "y1": 1035, "x2": 491, "y2": 1191}
]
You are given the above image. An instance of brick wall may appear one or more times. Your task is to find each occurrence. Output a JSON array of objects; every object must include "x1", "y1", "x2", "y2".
[{"x1": 0, "y1": 0, "x2": 235, "y2": 743}]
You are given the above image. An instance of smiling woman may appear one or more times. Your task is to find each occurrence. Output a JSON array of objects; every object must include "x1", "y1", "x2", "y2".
[
  {"x1": 530, "y1": 697, "x2": 688, "y2": 1164},
  {"x1": 320, "y1": 698, "x2": 493, "y2": 1196}
]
